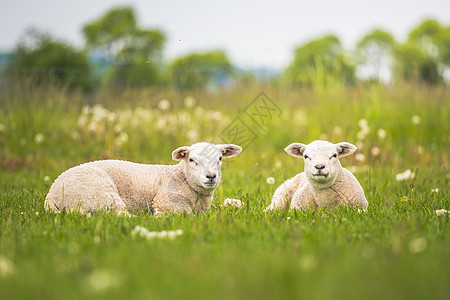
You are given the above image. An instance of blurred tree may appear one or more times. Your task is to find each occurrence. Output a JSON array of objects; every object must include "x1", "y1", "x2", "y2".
[
  {"x1": 82, "y1": 7, "x2": 165, "y2": 88},
  {"x1": 4, "y1": 28, "x2": 92, "y2": 91},
  {"x1": 284, "y1": 35, "x2": 355, "y2": 87},
  {"x1": 170, "y1": 51, "x2": 232, "y2": 91},
  {"x1": 393, "y1": 19, "x2": 449, "y2": 84},
  {"x1": 356, "y1": 29, "x2": 395, "y2": 81}
]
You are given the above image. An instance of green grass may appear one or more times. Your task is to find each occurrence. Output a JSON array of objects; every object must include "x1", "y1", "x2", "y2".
[{"x1": 0, "y1": 82, "x2": 449, "y2": 299}]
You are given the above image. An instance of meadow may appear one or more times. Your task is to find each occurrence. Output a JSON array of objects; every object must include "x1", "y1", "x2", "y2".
[{"x1": 0, "y1": 81, "x2": 449, "y2": 299}]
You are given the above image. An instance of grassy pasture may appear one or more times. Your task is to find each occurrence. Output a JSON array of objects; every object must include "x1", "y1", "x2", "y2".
[{"x1": 0, "y1": 82, "x2": 449, "y2": 299}]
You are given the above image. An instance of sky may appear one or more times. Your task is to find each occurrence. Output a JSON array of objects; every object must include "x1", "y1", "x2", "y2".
[{"x1": 0, "y1": 0, "x2": 449, "y2": 70}]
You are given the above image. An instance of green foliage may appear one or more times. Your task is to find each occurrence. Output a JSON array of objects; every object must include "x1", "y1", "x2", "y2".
[
  {"x1": 284, "y1": 35, "x2": 356, "y2": 87},
  {"x1": 82, "y1": 7, "x2": 165, "y2": 88},
  {"x1": 3, "y1": 28, "x2": 92, "y2": 92},
  {"x1": 393, "y1": 19, "x2": 448, "y2": 84},
  {"x1": 356, "y1": 29, "x2": 396, "y2": 80},
  {"x1": 170, "y1": 51, "x2": 233, "y2": 91}
]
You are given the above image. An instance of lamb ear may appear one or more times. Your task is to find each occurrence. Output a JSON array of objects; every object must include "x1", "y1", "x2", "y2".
[
  {"x1": 216, "y1": 144, "x2": 242, "y2": 158},
  {"x1": 172, "y1": 146, "x2": 190, "y2": 161},
  {"x1": 285, "y1": 143, "x2": 307, "y2": 157},
  {"x1": 336, "y1": 142, "x2": 357, "y2": 157}
]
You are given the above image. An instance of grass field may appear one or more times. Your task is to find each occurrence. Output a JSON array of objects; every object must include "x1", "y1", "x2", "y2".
[{"x1": 0, "y1": 82, "x2": 449, "y2": 299}]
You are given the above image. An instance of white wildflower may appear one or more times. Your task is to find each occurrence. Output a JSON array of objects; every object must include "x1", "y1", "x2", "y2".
[
  {"x1": 131, "y1": 226, "x2": 183, "y2": 240},
  {"x1": 348, "y1": 166, "x2": 359, "y2": 173},
  {"x1": 156, "y1": 118, "x2": 166, "y2": 130},
  {"x1": 187, "y1": 129, "x2": 199, "y2": 141},
  {"x1": 0, "y1": 256, "x2": 15, "y2": 277},
  {"x1": 114, "y1": 124, "x2": 123, "y2": 134},
  {"x1": 332, "y1": 126, "x2": 343, "y2": 135},
  {"x1": 294, "y1": 110, "x2": 307, "y2": 124},
  {"x1": 358, "y1": 119, "x2": 369, "y2": 129},
  {"x1": 115, "y1": 132, "x2": 129, "y2": 146},
  {"x1": 81, "y1": 105, "x2": 91, "y2": 115},
  {"x1": 107, "y1": 112, "x2": 116, "y2": 122},
  {"x1": 44, "y1": 176, "x2": 50, "y2": 182},
  {"x1": 319, "y1": 133, "x2": 328, "y2": 141},
  {"x1": 266, "y1": 177, "x2": 275, "y2": 185},
  {"x1": 435, "y1": 209, "x2": 448, "y2": 216},
  {"x1": 431, "y1": 188, "x2": 439, "y2": 193},
  {"x1": 355, "y1": 140, "x2": 364, "y2": 150},
  {"x1": 395, "y1": 169, "x2": 415, "y2": 181},
  {"x1": 34, "y1": 133, "x2": 44, "y2": 145},
  {"x1": 86, "y1": 269, "x2": 121, "y2": 292},
  {"x1": 411, "y1": 115, "x2": 421, "y2": 125},
  {"x1": 357, "y1": 208, "x2": 367, "y2": 213},
  {"x1": 87, "y1": 121, "x2": 98, "y2": 133},
  {"x1": 377, "y1": 128, "x2": 387, "y2": 139},
  {"x1": 416, "y1": 146, "x2": 424, "y2": 155},
  {"x1": 158, "y1": 99, "x2": 170, "y2": 111},
  {"x1": 78, "y1": 115, "x2": 89, "y2": 128},
  {"x1": 184, "y1": 96, "x2": 196, "y2": 108},
  {"x1": 223, "y1": 198, "x2": 243, "y2": 208},
  {"x1": 92, "y1": 105, "x2": 108, "y2": 122},
  {"x1": 35, "y1": 211, "x2": 39, "y2": 216},
  {"x1": 370, "y1": 146, "x2": 381, "y2": 156},
  {"x1": 355, "y1": 153, "x2": 365, "y2": 163},
  {"x1": 299, "y1": 254, "x2": 317, "y2": 271},
  {"x1": 357, "y1": 119, "x2": 370, "y2": 140},
  {"x1": 211, "y1": 111, "x2": 223, "y2": 121},
  {"x1": 409, "y1": 237, "x2": 427, "y2": 254}
]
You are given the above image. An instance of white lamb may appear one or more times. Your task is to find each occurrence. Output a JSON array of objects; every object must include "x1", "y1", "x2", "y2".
[
  {"x1": 267, "y1": 140, "x2": 368, "y2": 210},
  {"x1": 44, "y1": 142, "x2": 242, "y2": 214}
]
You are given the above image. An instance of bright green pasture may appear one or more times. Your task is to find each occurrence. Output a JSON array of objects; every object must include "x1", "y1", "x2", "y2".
[{"x1": 0, "y1": 83, "x2": 448, "y2": 299}]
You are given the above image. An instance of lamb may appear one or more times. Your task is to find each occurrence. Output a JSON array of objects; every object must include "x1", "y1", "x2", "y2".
[
  {"x1": 267, "y1": 140, "x2": 368, "y2": 210},
  {"x1": 44, "y1": 142, "x2": 242, "y2": 214}
]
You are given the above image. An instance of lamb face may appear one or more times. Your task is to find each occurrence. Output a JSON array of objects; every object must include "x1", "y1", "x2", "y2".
[
  {"x1": 172, "y1": 142, "x2": 242, "y2": 193},
  {"x1": 285, "y1": 140, "x2": 357, "y2": 189}
]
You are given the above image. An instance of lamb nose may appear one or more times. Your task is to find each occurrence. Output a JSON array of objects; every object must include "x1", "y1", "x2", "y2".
[
  {"x1": 315, "y1": 164, "x2": 325, "y2": 170},
  {"x1": 206, "y1": 174, "x2": 217, "y2": 179}
]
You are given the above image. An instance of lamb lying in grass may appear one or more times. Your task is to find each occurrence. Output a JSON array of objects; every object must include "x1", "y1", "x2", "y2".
[
  {"x1": 267, "y1": 140, "x2": 368, "y2": 210},
  {"x1": 44, "y1": 142, "x2": 242, "y2": 214}
]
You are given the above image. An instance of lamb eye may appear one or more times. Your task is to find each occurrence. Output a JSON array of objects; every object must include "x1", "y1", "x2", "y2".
[
  {"x1": 219, "y1": 156, "x2": 222, "y2": 161},
  {"x1": 189, "y1": 158, "x2": 196, "y2": 165},
  {"x1": 331, "y1": 153, "x2": 337, "y2": 159},
  {"x1": 304, "y1": 154, "x2": 309, "y2": 159}
]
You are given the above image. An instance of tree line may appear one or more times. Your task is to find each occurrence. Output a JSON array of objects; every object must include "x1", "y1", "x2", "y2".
[{"x1": 2, "y1": 6, "x2": 449, "y2": 92}]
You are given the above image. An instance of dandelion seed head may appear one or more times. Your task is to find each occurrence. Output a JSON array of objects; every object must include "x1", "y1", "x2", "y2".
[
  {"x1": 409, "y1": 237, "x2": 427, "y2": 253},
  {"x1": 34, "y1": 133, "x2": 44, "y2": 145},
  {"x1": 395, "y1": 169, "x2": 415, "y2": 181},
  {"x1": 370, "y1": 146, "x2": 381, "y2": 156},
  {"x1": 86, "y1": 269, "x2": 121, "y2": 292},
  {"x1": 355, "y1": 153, "x2": 365, "y2": 163},
  {"x1": 0, "y1": 256, "x2": 15, "y2": 278},
  {"x1": 411, "y1": 115, "x2": 421, "y2": 125},
  {"x1": 184, "y1": 96, "x2": 196, "y2": 108},
  {"x1": 377, "y1": 128, "x2": 386, "y2": 139},
  {"x1": 266, "y1": 177, "x2": 275, "y2": 185},
  {"x1": 332, "y1": 126, "x2": 343, "y2": 135},
  {"x1": 223, "y1": 198, "x2": 243, "y2": 207},
  {"x1": 158, "y1": 99, "x2": 170, "y2": 111},
  {"x1": 435, "y1": 209, "x2": 448, "y2": 216}
]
